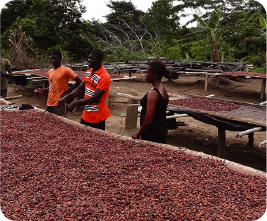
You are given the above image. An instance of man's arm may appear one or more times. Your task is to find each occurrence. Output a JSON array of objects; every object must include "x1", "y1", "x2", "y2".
[
  {"x1": 66, "y1": 88, "x2": 105, "y2": 111},
  {"x1": 1, "y1": 65, "x2": 12, "y2": 77},
  {"x1": 62, "y1": 76, "x2": 82, "y2": 97},
  {"x1": 58, "y1": 82, "x2": 85, "y2": 106}
]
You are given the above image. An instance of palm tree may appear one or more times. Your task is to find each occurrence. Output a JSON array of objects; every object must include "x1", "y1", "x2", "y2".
[{"x1": 183, "y1": 4, "x2": 225, "y2": 62}]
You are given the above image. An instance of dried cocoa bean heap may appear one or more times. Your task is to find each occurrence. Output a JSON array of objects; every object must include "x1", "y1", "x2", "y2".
[
  {"x1": 1, "y1": 110, "x2": 265, "y2": 220},
  {"x1": 169, "y1": 97, "x2": 240, "y2": 112}
]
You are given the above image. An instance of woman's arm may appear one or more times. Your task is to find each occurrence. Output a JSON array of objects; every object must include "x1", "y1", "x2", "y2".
[{"x1": 132, "y1": 90, "x2": 158, "y2": 139}]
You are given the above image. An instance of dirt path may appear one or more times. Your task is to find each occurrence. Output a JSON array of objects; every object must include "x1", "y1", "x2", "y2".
[{"x1": 5, "y1": 72, "x2": 266, "y2": 171}]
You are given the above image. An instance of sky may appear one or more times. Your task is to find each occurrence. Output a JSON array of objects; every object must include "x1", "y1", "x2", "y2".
[
  {"x1": 82, "y1": 0, "x2": 155, "y2": 22},
  {"x1": 1, "y1": 0, "x2": 266, "y2": 25}
]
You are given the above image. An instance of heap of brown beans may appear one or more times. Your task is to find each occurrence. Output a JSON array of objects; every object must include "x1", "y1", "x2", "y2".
[
  {"x1": 222, "y1": 71, "x2": 266, "y2": 78},
  {"x1": 1, "y1": 110, "x2": 265, "y2": 220},
  {"x1": 0, "y1": 100, "x2": 7, "y2": 106},
  {"x1": 169, "y1": 97, "x2": 240, "y2": 112}
]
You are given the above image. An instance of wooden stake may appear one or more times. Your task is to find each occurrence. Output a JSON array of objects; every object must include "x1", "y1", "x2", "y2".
[
  {"x1": 217, "y1": 128, "x2": 226, "y2": 158},
  {"x1": 260, "y1": 79, "x2": 266, "y2": 100},
  {"x1": 205, "y1": 74, "x2": 208, "y2": 91},
  {"x1": 215, "y1": 76, "x2": 220, "y2": 88}
]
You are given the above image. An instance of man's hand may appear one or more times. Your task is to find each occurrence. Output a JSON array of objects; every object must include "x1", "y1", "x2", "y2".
[
  {"x1": 35, "y1": 88, "x2": 43, "y2": 94},
  {"x1": 131, "y1": 133, "x2": 140, "y2": 140},
  {"x1": 66, "y1": 101, "x2": 77, "y2": 112},
  {"x1": 58, "y1": 96, "x2": 67, "y2": 107}
]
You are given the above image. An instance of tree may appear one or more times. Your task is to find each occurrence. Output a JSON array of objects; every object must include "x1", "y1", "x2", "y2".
[
  {"x1": 181, "y1": 4, "x2": 225, "y2": 62},
  {"x1": 143, "y1": 0, "x2": 181, "y2": 42},
  {"x1": 1, "y1": 0, "x2": 90, "y2": 61}
]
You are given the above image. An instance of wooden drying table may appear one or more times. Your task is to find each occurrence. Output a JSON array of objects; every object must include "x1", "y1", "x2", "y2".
[
  {"x1": 168, "y1": 96, "x2": 266, "y2": 158},
  {"x1": 172, "y1": 70, "x2": 266, "y2": 99},
  {"x1": 12, "y1": 69, "x2": 136, "y2": 88}
]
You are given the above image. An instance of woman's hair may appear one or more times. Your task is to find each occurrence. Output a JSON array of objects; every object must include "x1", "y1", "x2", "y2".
[
  {"x1": 148, "y1": 60, "x2": 170, "y2": 79},
  {"x1": 90, "y1": 49, "x2": 104, "y2": 61}
]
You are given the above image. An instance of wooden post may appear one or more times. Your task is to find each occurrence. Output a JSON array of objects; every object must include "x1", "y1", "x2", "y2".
[
  {"x1": 260, "y1": 79, "x2": 266, "y2": 100},
  {"x1": 245, "y1": 63, "x2": 248, "y2": 72},
  {"x1": 217, "y1": 128, "x2": 226, "y2": 158},
  {"x1": 221, "y1": 52, "x2": 224, "y2": 62},
  {"x1": 125, "y1": 99, "x2": 139, "y2": 130},
  {"x1": 205, "y1": 74, "x2": 208, "y2": 91},
  {"x1": 248, "y1": 133, "x2": 254, "y2": 147},
  {"x1": 215, "y1": 76, "x2": 220, "y2": 88},
  {"x1": 42, "y1": 80, "x2": 46, "y2": 89}
]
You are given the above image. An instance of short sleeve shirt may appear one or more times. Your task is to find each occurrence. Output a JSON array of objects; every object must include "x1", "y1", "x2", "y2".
[
  {"x1": 81, "y1": 65, "x2": 111, "y2": 123},
  {"x1": 47, "y1": 65, "x2": 77, "y2": 106}
]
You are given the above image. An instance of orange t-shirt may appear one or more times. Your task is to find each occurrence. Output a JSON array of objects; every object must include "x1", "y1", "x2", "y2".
[
  {"x1": 47, "y1": 65, "x2": 77, "y2": 106},
  {"x1": 81, "y1": 65, "x2": 111, "y2": 123}
]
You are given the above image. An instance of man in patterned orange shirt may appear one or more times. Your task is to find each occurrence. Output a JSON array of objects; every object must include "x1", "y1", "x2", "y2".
[
  {"x1": 59, "y1": 49, "x2": 111, "y2": 130},
  {"x1": 36, "y1": 51, "x2": 81, "y2": 115}
]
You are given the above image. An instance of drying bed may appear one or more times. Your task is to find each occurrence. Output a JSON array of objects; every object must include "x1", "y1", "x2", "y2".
[
  {"x1": 221, "y1": 71, "x2": 266, "y2": 78},
  {"x1": 0, "y1": 110, "x2": 266, "y2": 220},
  {"x1": 169, "y1": 97, "x2": 240, "y2": 112},
  {"x1": 13, "y1": 69, "x2": 125, "y2": 80}
]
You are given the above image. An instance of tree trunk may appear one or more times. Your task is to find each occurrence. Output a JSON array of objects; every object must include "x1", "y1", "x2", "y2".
[{"x1": 211, "y1": 40, "x2": 219, "y2": 62}]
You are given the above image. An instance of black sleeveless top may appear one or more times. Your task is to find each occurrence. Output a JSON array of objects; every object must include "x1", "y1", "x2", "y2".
[{"x1": 140, "y1": 87, "x2": 168, "y2": 143}]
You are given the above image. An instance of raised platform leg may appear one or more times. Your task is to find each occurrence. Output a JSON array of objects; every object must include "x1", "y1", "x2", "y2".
[
  {"x1": 260, "y1": 79, "x2": 266, "y2": 100},
  {"x1": 217, "y1": 128, "x2": 226, "y2": 158},
  {"x1": 248, "y1": 133, "x2": 254, "y2": 147}
]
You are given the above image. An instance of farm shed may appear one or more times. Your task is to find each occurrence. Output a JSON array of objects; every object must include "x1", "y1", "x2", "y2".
[{"x1": 0, "y1": 106, "x2": 266, "y2": 220}]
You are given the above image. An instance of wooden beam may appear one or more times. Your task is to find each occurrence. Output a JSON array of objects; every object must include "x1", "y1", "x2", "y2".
[
  {"x1": 166, "y1": 114, "x2": 188, "y2": 119},
  {"x1": 4, "y1": 95, "x2": 23, "y2": 100},
  {"x1": 236, "y1": 127, "x2": 263, "y2": 138}
]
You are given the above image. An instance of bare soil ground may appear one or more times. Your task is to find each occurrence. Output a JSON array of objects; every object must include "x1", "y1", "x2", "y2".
[{"x1": 6, "y1": 72, "x2": 266, "y2": 172}]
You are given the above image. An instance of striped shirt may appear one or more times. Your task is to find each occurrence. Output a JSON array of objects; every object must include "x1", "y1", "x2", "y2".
[{"x1": 81, "y1": 65, "x2": 111, "y2": 123}]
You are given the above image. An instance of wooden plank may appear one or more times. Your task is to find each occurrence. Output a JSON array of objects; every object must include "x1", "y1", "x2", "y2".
[{"x1": 4, "y1": 95, "x2": 23, "y2": 100}]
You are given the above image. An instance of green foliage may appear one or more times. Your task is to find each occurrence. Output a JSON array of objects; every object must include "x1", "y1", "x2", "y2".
[
  {"x1": 241, "y1": 53, "x2": 266, "y2": 68},
  {"x1": 0, "y1": 0, "x2": 265, "y2": 70},
  {"x1": 187, "y1": 40, "x2": 211, "y2": 61},
  {"x1": 158, "y1": 40, "x2": 183, "y2": 60},
  {"x1": 251, "y1": 67, "x2": 266, "y2": 74}
]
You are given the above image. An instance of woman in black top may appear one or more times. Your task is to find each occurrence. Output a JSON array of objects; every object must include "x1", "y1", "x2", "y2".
[{"x1": 132, "y1": 60, "x2": 169, "y2": 143}]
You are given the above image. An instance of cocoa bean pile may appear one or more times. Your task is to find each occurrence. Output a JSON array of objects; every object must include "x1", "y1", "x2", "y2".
[
  {"x1": 222, "y1": 71, "x2": 266, "y2": 78},
  {"x1": 0, "y1": 100, "x2": 7, "y2": 106},
  {"x1": 169, "y1": 97, "x2": 240, "y2": 112},
  {"x1": 1, "y1": 110, "x2": 265, "y2": 220}
]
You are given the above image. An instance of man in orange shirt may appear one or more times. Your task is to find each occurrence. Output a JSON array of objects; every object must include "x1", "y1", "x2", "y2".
[
  {"x1": 36, "y1": 51, "x2": 81, "y2": 115},
  {"x1": 59, "y1": 49, "x2": 111, "y2": 130}
]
